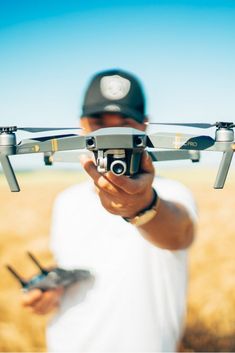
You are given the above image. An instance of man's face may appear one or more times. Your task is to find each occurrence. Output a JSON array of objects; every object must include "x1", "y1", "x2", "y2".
[{"x1": 80, "y1": 113, "x2": 147, "y2": 133}]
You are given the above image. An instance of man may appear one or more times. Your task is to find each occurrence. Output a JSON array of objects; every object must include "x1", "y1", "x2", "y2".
[{"x1": 22, "y1": 69, "x2": 197, "y2": 352}]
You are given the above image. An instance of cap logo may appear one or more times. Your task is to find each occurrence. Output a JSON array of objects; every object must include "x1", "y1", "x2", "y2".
[
  {"x1": 104, "y1": 104, "x2": 121, "y2": 112},
  {"x1": 100, "y1": 75, "x2": 131, "y2": 100}
]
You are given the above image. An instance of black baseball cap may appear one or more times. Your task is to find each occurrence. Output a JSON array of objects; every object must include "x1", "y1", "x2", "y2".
[{"x1": 81, "y1": 69, "x2": 146, "y2": 123}]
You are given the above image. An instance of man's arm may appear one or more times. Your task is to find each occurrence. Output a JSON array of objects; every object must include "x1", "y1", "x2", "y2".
[
  {"x1": 80, "y1": 152, "x2": 195, "y2": 251},
  {"x1": 137, "y1": 198, "x2": 195, "y2": 250}
]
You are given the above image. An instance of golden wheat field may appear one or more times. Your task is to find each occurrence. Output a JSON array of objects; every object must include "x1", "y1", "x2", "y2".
[{"x1": 0, "y1": 166, "x2": 235, "y2": 352}]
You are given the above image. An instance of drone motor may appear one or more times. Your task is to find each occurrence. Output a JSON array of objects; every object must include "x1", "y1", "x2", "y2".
[
  {"x1": 0, "y1": 131, "x2": 16, "y2": 155},
  {"x1": 215, "y1": 127, "x2": 234, "y2": 142}
]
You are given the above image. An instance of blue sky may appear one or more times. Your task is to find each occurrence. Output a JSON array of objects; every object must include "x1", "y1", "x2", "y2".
[{"x1": 0, "y1": 0, "x2": 235, "y2": 169}]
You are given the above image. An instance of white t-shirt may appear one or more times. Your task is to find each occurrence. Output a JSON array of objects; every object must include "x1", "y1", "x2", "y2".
[{"x1": 47, "y1": 177, "x2": 197, "y2": 352}]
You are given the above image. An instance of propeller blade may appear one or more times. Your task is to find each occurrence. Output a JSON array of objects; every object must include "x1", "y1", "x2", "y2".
[
  {"x1": 146, "y1": 121, "x2": 235, "y2": 129},
  {"x1": 146, "y1": 122, "x2": 216, "y2": 129},
  {"x1": 18, "y1": 127, "x2": 82, "y2": 133},
  {"x1": 26, "y1": 133, "x2": 78, "y2": 142},
  {"x1": 147, "y1": 132, "x2": 215, "y2": 150}
]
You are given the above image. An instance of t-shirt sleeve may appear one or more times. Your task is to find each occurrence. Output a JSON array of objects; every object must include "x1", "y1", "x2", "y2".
[
  {"x1": 49, "y1": 194, "x2": 65, "y2": 264},
  {"x1": 49, "y1": 190, "x2": 78, "y2": 267},
  {"x1": 49, "y1": 184, "x2": 88, "y2": 268},
  {"x1": 153, "y1": 177, "x2": 198, "y2": 222}
]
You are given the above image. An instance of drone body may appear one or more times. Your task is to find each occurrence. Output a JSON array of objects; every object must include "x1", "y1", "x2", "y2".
[{"x1": 0, "y1": 121, "x2": 234, "y2": 191}]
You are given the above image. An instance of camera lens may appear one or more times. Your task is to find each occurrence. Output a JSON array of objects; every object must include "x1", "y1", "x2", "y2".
[{"x1": 110, "y1": 160, "x2": 127, "y2": 175}]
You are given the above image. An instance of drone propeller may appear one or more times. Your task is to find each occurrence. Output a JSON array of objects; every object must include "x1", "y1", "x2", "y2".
[
  {"x1": 146, "y1": 121, "x2": 235, "y2": 129},
  {"x1": 0, "y1": 126, "x2": 81, "y2": 133},
  {"x1": 25, "y1": 133, "x2": 78, "y2": 143},
  {"x1": 18, "y1": 127, "x2": 82, "y2": 133}
]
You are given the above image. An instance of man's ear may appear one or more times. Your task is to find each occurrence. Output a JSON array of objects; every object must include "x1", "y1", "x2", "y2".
[
  {"x1": 78, "y1": 117, "x2": 89, "y2": 135},
  {"x1": 130, "y1": 116, "x2": 148, "y2": 131},
  {"x1": 142, "y1": 116, "x2": 149, "y2": 131},
  {"x1": 143, "y1": 116, "x2": 148, "y2": 123}
]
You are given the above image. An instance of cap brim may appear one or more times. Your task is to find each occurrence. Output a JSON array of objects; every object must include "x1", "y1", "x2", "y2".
[{"x1": 81, "y1": 104, "x2": 145, "y2": 123}]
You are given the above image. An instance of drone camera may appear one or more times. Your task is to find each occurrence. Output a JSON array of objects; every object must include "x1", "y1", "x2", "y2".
[{"x1": 110, "y1": 160, "x2": 127, "y2": 175}]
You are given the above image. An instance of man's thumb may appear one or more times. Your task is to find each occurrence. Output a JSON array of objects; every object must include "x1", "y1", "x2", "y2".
[{"x1": 140, "y1": 151, "x2": 155, "y2": 174}]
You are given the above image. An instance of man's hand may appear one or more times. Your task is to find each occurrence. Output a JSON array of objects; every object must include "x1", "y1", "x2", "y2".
[
  {"x1": 80, "y1": 149, "x2": 195, "y2": 250},
  {"x1": 21, "y1": 287, "x2": 64, "y2": 315},
  {"x1": 80, "y1": 152, "x2": 155, "y2": 218}
]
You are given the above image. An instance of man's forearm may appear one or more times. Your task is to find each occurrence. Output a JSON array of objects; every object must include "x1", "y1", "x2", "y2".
[
  {"x1": 137, "y1": 197, "x2": 195, "y2": 251},
  {"x1": 80, "y1": 153, "x2": 195, "y2": 250}
]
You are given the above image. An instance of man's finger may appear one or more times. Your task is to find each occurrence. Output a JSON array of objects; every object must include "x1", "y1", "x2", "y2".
[
  {"x1": 105, "y1": 170, "x2": 153, "y2": 195},
  {"x1": 104, "y1": 152, "x2": 154, "y2": 194},
  {"x1": 140, "y1": 152, "x2": 155, "y2": 174},
  {"x1": 31, "y1": 290, "x2": 59, "y2": 313},
  {"x1": 80, "y1": 154, "x2": 121, "y2": 195},
  {"x1": 79, "y1": 154, "x2": 97, "y2": 176},
  {"x1": 80, "y1": 153, "x2": 154, "y2": 194},
  {"x1": 21, "y1": 289, "x2": 43, "y2": 307}
]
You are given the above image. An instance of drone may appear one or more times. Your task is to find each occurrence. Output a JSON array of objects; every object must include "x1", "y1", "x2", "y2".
[
  {"x1": 6, "y1": 252, "x2": 92, "y2": 292},
  {"x1": 0, "y1": 121, "x2": 234, "y2": 191}
]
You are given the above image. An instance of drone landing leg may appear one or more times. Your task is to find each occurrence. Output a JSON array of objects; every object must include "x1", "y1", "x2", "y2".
[
  {"x1": 0, "y1": 154, "x2": 20, "y2": 192},
  {"x1": 214, "y1": 150, "x2": 234, "y2": 189}
]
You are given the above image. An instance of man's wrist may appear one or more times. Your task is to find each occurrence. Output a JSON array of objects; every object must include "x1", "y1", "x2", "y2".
[{"x1": 122, "y1": 188, "x2": 160, "y2": 226}]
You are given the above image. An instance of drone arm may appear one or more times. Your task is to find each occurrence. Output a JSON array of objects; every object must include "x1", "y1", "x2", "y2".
[
  {"x1": 16, "y1": 135, "x2": 86, "y2": 155},
  {"x1": 214, "y1": 150, "x2": 234, "y2": 189},
  {"x1": 46, "y1": 151, "x2": 83, "y2": 163},
  {"x1": 148, "y1": 150, "x2": 200, "y2": 162},
  {"x1": 0, "y1": 154, "x2": 20, "y2": 192},
  {"x1": 147, "y1": 132, "x2": 215, "y2": 151}
]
